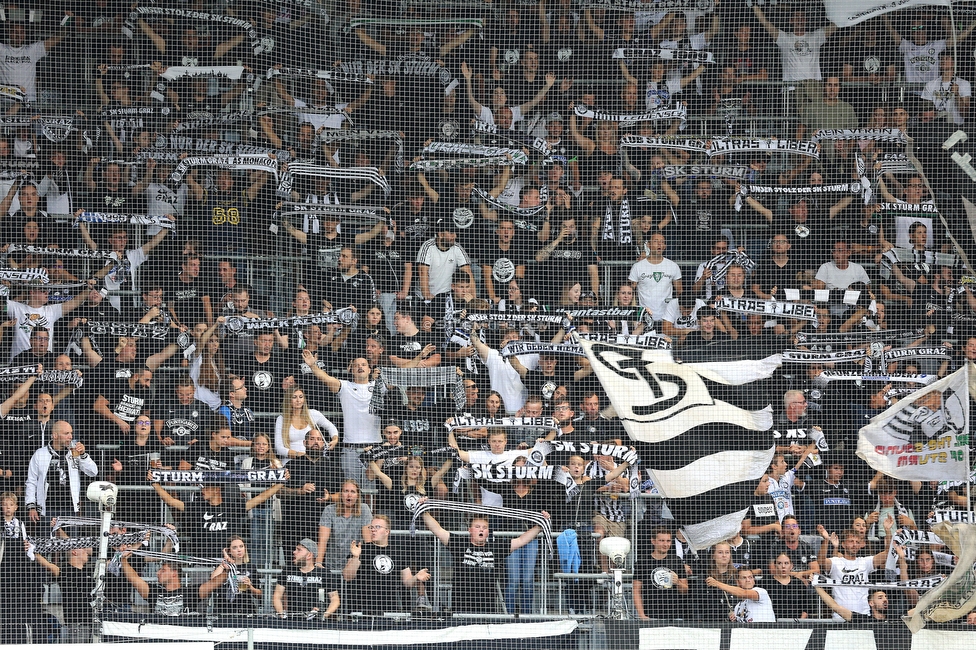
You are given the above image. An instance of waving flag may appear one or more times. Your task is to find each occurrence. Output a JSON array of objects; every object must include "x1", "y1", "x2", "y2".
[
  {"x1": 577, "y1": 339, "x2": 779, "y2": 550},
  {"x1": 824, "y1": 0, "x2": 951, "y2": 28}
]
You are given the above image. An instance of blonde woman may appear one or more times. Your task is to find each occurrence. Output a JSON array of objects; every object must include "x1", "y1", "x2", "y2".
[
  {"x1": 199, "y1": 536, "x2": 262, "y2": 614},
  {"x1": 274, "y1": 387, "x2": 338, "y2": 461}
]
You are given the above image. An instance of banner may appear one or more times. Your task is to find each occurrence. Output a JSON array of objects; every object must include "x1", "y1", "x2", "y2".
[
  {"x1": 576, "y1": 337, "x2": 779, "y2": 550},
  {"x1": 500, "y1": 342, "x2": 585, "y2": 357},
  {"x1": 656, "y1": 164, "x2": 750, "y2": 180},
  {"x1": 714, "y1": 296, "x2": 819, "y2": 322},
  {"x1": 857, "y1": 364, "x2": 970, "y2": 481},
  {"x1": 612, "y1": 48, "x2": 715, "y2": 64},
  {"x1": 823, "y1": 0, "x2": 951, "y2": 28},
  {"x1": 620, "y1": 135, "x2": 819, "y2": 158},
  {"x1": 905, "y1": 520, "x2": 976, "y2": 632},
  {"x1": 148, "y1": 469, "x2": 288, "y2": 484},
  {"x1": 223, "y1": 310, "x2": 358, "y2": 335}
]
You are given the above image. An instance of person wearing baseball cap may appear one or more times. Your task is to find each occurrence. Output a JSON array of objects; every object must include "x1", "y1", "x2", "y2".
[{"x1": 272, "y1": 538, "x2": 340, "y2": 619}]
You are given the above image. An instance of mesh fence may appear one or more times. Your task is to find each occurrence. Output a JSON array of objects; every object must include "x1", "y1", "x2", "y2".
[{"x1": 1, "y1": 0, "x2": 976, "y2": 647}]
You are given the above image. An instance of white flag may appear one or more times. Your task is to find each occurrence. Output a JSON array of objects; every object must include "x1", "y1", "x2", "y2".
[
  {"x1": 857, "y1": 364, "x2": 971, "y2": 481},
  {"x1": 824, "y1": 0, "x2": 951, "y2": 28}
]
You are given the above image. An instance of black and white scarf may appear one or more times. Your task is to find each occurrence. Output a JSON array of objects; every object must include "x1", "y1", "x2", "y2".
[
  {"x1": 334, "y1": 53, "x2": 460, "y2": 95},
  {"x1": 28, "y1": 531, "x2": 149, "y2": 558},
  {"x1": 123, "y1": 7, "x2": 265, "y2": 55},
  {"x1": 500, "y1": 341, "x2": 585, "y2": 357},
  {"x1": 612, "y1": 48, "x2": 715, "y2": 65},
  {"x1": 795, "y1": 326, "x2": 926, "y2": 345},
  {"x1": 86, "y1": 321, "x2": 171, "y2": 341},
  {"x1": 370, "y1": 367, "x2": 465, "y2": 413},
  {"x1": 818, "y1": 370, "x2": 936, "y2": 383},
  {"x1": 267, "y1": 66, "x2": 372, "y2": 85},
  {"x1": 700, "y1": 251, "x2": 758, "y2": 283},
  {"x1": 172, "y1": 111, "x2": 252, "y2": 134},
  {"x1": 782, "y1": 349, "x2": 867, "y2": 363},
  {"x1": 576, "y1": 332, "x2": 673, "y2": 349},
  {"x1": 0, "y1": 366, "x2": 83, "y2": 388},
  {"x1": 578, "y1": 0, "x2": 714, "y2": 9},
  {"x1": 0, "y1": 268, "x2": 49, "y2": 283},
  {"x1": 278, "y1": 162, "x2": 390, "y2": 197},
  {"x1": 810, "y1": 128, "x2": 908, "y2": 144},
  {"x1": 472, "y1": 185, "x2": 549, "y2": 218},
  {"x1": 411, "y1": 156, "x2": 515, "y2": 171},
  {"x1": 5, "y1": 245, "x2": 120, "y2": 260},
  {"x1": 714, "y1": 296, "x2": 819, "y2": 322},
  {"x1": 411, "y1": 499, "x2": 553, "y2": 556},
  {"x1": 574, "y1": 103, "x2": 688, "y2": 128},
  {"x1": 74, "y1": 212, "x2": 175, "y2": 230},
  {"x1": 423, "y1": 142, "x2": 530, "y2": 165},
  {"x1": 602, "y1": 198, "x2": 632, "y2": 245},
  {"x1": 170, "y1": 155, "x2": 278, "y2": 183},
  {"x1": 141, "y1": 136, "x2": 291, "y2": 162},
  {"x1": 222, "y1": 310, "x2": 358, "y2": 336},
  {"x1": 656, "y1": 164, "x2": 750, "y2": 180},
  {"x1": 148, "y1": 469, "x2": 287, "y2": 484},
  {"x1": 53, "y1": 516, "x2": 181, "y2": 553},
  {"x1": 811, "y1": 574, "x2": 945, "y2": 591},
  {"x1": 318, "y1": 129, "x2": 404, "y2": 174}
]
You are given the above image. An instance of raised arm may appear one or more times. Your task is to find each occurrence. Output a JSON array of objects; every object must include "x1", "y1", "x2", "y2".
[
  {"x1": 421, "y1": 507, "x2": 450, "y2": 546},
  {"x1": 302, "y1": 349, "x2": 341, "y2": 393},
  {"x1": 460, "y1": 62, "x2": 484, "y2": 116},
  {"x1": 121, "y1": 553, "x2": 150, "y2": 600},
  {"x1": 518, "y1": 73, "x2": 556, "y2": 114},
  {"x1": 752, "y1": 5, "x2": 780, "y2": 41}
]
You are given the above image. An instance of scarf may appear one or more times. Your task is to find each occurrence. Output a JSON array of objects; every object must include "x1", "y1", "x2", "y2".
[
  {"x1": 5, "y1": 245, "x2": 119, "y2": 260},
  {"x1": 411, "y1": 155, "x2": 515, "y2": 171},
  {"x1": 810, "y1": 128, "x2": 907, "y2": 144},
  {"x1": 52, "y1": 516, "x2": 181, "y2": 553},
  {"x1": 159, "y1": 66, "x2": 246, "y2": 82},
  {"x1": 172, "y1": 111, "x2": 252, "y2": 133},
  {"x1": 335, "y1": 53, "x2": 460, "y2": 96},
  {"x1": 579, "y1": 0, "x2": 714, "y2": 8},
  {"x1": 620, "y1": 135, "x2": 820, "y2": 157},
  {"x1": 411, "y1": 499, "x2": 554, "y2": 556},
  {"x1": 612, "y1": 47, "x2": 715, "y2": 64},
  {"x1": 278, "y1": 162, "x2": 390, "y2": 198},
  {"x1": 423, "y1": 142, "x2": 530, "y2": 165},
  {"x1": 714, "y1": 296, "x2": 819, "y2": 322},
  {"x1": 170, "y1": 155, "x2": 278, "y2": 183},
  {"x1": 878, "y1": 202, "x2": 939, "y2": 214},
  {"x1": 0, "y1": 365, "x2": 41, "y2": 380},
  {"x1": 0, "y1": 84, "x2": 25, "y2": 103},
  {"x1": 574, "y1": 103, "x2": 688, "y2": 129},
  {"x1": 500, "y1": 341, "x2": 585, "y2": 357},
  {"x1": 123, "y1": 7, "x2": 264, "y2": 54},
  {"x1": 74, "y1": 212, "x2": 175, "y2": 230},
  {"x1": 795, "y1": 326, "x2": 926, "y2": 345},
  {"x1": 267, "y1": 66, "x2": 371, "y2": 85},
  {"x1": 811, "y1": 574, "x2": 945, "y2": 591},
  {"x1": 317, "y1": 129, "x2": 404, "y2": 174},
  {"x1": 656, "y1": 164, "x2": 750, "y2": 180},
  {"x1": 465, "y1": 311, "x2": 564, "y2": 325},
  {"x1": 818, "y1": 370, "x2": 936, "y2": 383},
  {"x1": 223, "y1": 403, "x2": 255, "y2": 427},
  {"x1": 0, "y1": 268, "x2": 49, "y2": 283},
  {"x1": 28, "y1": 531, "x2": 149, "y2": 557},
  {"x1": 348, "y1": 17, "x2": 483, "y2": 33},
  {"x1": 148, "y1": 469, "x2": 287, "y2": 484},
  {"x1": 782, "y1": 349, "x2": 867, "y2": 363},
  {"x1": 700, "y1": 251, "x2": 758, "y2": 284},
  {"x1": 576, "y1": 332, "x2": 673, "y2": 349},
  {"x1": 222, "y1": 310, "x2": 358, "y2": 336},
  {"x1": 472, "y1": 185, "x2": 549, "y2": 218},
  {"x1": 87, "y1": 321, "x2": 171, "y2": 341},
  {"x1": 140, "y1": 136, "x2": 291, "y2": 163},
  {"x1": 602, "y1": 198, "x2": 632, "y2": 245},
  {"x1": 369, "y1": 367, "x2": 465, "y2": 414}
]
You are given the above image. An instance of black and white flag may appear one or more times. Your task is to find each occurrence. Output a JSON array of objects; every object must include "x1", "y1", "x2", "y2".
[{"x1": 576, "y1": 338, "x2": 779, "y2": 550}]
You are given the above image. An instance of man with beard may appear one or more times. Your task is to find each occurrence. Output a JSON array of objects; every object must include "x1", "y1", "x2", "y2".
[
  {"x1": 591, "y1": 176, "x2": 640, "y2": 292},
  {"x1": 154, "y1": 376, "x2": 210, "y2": 447},
  {"x1": 166, "y1": 254, "x2": 212, "y2": 328},
  {"x1": 416, "y1": 219, "x2": 474, "y2": 328},
  {"x1": 816, "y1": 517, "x2": 896, "y2": 621},
  {"x1": 273, "y1": 539, "x2": 340, "y2": 619},
  {"x1": 320, "y1": 246, "x2": 377, "y2": 316},
  {"x1": 229, "y1": 332, "x2": 292, "y2": 417},
  {"x1": 282, "y1": 430, "x2": 337, "y2": 548},
  {"x1": 482, "y1": 219, "x2": 529, "y2": 305},
  {"x1": 389, "y1": 308, "x2": 442, "y2": 369},
  {"x1": 534, "y1": 214, "x2": 600, "y2": 305}
]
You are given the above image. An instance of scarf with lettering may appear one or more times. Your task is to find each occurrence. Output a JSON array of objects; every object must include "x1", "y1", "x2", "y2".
[
  {"x1": 266, "y1": 66, "x2": 371, "y2": 85},
  {"x1": 602, "y1": 198, "x2": 632, "y2": 245},
  {"x1": 140, "y1": 136, "x2": 291, "y2": 163},
  {"x1": 317, "y1": 129, "x2": 404, "y2": 173},
  {"x1": 411, "y1": 498, "x2": 553, "y2": 556},
  {"x1": 74, "y1": 212, "x2": 175, "y2": 230},
  {"x1": 369, "y1": 367, "x2": 465, "y2": 414},
  {"x1": 817, "y1": 370, "x2": 936, "y2": 383},
  {"x1": 578, "y1": 0, "x2": 714, "y2": 9},
  {"x1": 735, "y1": 182, "x2": 866, "y2": 212},
  {"x1": 423, "y1": 142, "x2": 530, "y2": 165},
  {"x1": 500, "y1": 341, "x2": 585, "y2": 357},
  {"x1": 613, "y1": 47, "x2": 715, "y2": 66},
  {"x1": 656, "y1": 164, "x2": 751, "y2": 180},
  {"x1": 411, "y1": 156, "x2": 515, "y2": 171},
  {"x1": 5, "y1": 245, "x2": 120, "y2": 261},
  {"x1": 810, "y1": 128, "x2": 908, "y2": 144},
  {"x1": 472, "y1": 185, "x2": 549, "y2": 218},
  {"x1": 576, "y1": 332, "x2": 673, "y2": 349},
  {"x1": 782, "y1": 349, "x2": 868, "y2": 363},
  {"x1": 278, "y1": 162, "x2": 390, "y2": 198},
  {"x1": 222, "y1": 310, "x2": 358, "y2": 336},
  {"x1": 123, "y1": 7, "x2": 265, "y2": 55},
  {"x1": 86, "y1": 321, "x2": 172, "y2": 341},
  {"x1": 334, "y1": 53, "x2": 460, "y2": 96},
  {"x1": 170, "y1": 155, "x2": 278, "y2": 183},
  {"x1": 0, "y1": 268, "x2": 49, "y2": 283},
  {"x1": 795, "y1": 327, "x2": 926, "y2": 345},
  {"x1": 811, "y1": 574, "x2": 945, "y2": 591},
  {"x1": 147, "y1": 469, "x2": 288, "y2": 484},
  {"x1": 714, "y1": 296, "x2": 819, "y2": 322},
  {"x1": 172, "y1": 111, "x2": 252, "y2": 133},
  {"x1": 28, "y1": 531, "x2": 149, "y2": 558},
  {"x1": 574, "y1": 103, "x2": 688, "y2": 129}
]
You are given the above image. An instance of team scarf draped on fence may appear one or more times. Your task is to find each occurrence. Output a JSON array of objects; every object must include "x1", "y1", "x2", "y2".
[
  {"x1": 318, "y1": 129, "x2": 404, "y2": 174},
  {"x1": 148, "y1": 469, "x2": 288, "y2": 484},
  {"x1": 222, "y1": 310, "x2": 358, "y2": 336},
  {"x1": 170, "y1": 155, "x2": 278, "y2": 183},
  {"x1": 74, "y1": 212, "x2": 175, "y2": 230},
  {"x1": 53, "y1": 516, "x2": 181, "y2": 553},
  {"x1": 278, "y1": 162, "x2": 390, "y2": 197},
  {"x1": 576, "y1": 0, "x2": 715, "y2": 9},
  {"x1": 123, "y1": 6, "x2": 265, "y2": 55},
  {"x1": 573, "y1": 103, "x2": 688, "y2": 129},
  {"x1": 857, "y1": 364, "x2": 971, "y2": 482},
  {"x1": 369, "y1": 367, "x2": 466, "y2": 414},
  {"x1": 905, "y1": 519, "x2": 976, "y2": 632},
  {"x1": 410, "y1": 499, "x2": 554, "y2": 556},
  {"x1": 576, "y1": 336, "x2": 779, "y2": 550},
  {"x1": 810, "y1": 573, "x2": 946, "y2": 591},
  {"x1": 472, "y1": 185, "x2": 548, "y2": 218}
]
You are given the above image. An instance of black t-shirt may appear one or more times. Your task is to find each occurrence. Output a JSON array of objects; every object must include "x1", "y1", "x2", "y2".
[
  {"x1": 389, "y1": 331, "x2": 441, "y2": 364},
  {"x1": 393, "y1": 402, "x2": 450, "y2": 450},
  {"x1": 178, "y1": 494, "x2": 248, "y2": 559},
  {"x1": 633, "y1": 553, "x2": 688, "y2": 620},
  {"x1": 447, "y1": 534, "x2": 509, "y2": 613},
  {"x1": 158, "y1": 399, "x2": 209, "y2": 444},
  {"x1": 209, "y1": 562, "x2": 259, "y2": 615},
  {"x1": 344, "y1": 540, "x2": 413, "y2": 614},
  {"x1": 364, "y1": 238, "x2": 410, "y2": 295},
  {"x1": 752, "y1": 257, "x2": 807, "y2": 295},
  {"x1": 282, "y1": 566, "x2": 339, "y2": 614},
  {"x1": 165, "y1": 275, "x2": 210, "y2": 328},
  {"x1": 230, "y1": 352, "x2": 289, "y2": 414},
  {"x1": 307, "y1": 230, "x2": 356, "y2": 273},
  {"x1": 93, "y1": 362, "x2": 154, "y2": 431},
  {"x1": 764, "y1": 576, "x2": 813, "y2": 619},
  {"x1": 58, "y1": 563, "x2": 94, "y2": 625},
  {"x1": 147, "y1": 583, "x2": 197, "y2": 617},
  {"x1": 183, "y1": 443, "x2": 237, "y2": 472},
  {"x1": 111, "y1": 437, "x2": 165, "y2": 523}
]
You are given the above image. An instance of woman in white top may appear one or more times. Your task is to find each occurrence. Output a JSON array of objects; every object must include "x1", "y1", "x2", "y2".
[
  {"x1": 274, "y1": 387, "x2": 338, "y2": 461},
  {"x1": 706, "y1": 567, "x2": 777, "y2": 623},
  {"x1": 188, "y1": 318, "x2": 226, "y2": 410}
]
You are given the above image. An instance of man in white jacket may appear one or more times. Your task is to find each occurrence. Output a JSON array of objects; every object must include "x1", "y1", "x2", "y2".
[{"x1": 25, "y1": 421, "x2": 98, "y2": 526}]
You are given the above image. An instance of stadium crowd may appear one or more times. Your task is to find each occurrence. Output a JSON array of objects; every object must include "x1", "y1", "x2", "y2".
[{"x1": 2, "y1": 0, "x2": 976, "y2": 641}]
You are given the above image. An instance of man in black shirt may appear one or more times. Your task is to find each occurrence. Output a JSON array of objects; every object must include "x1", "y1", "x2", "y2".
[
  {"x1": 121, "y1": 556, "x2": 196, "y2": 617},
  {"x1": 815, "y1": 585, "x2": 890, "y2": 623},
  {"x1": 230, "y1": 332, "x2": 292, "y2": 415},
  {"x1": 166, "y1": 254, "x2": 212, "y2": 328},
  {"x1": 273, "y1": 539, "x2": 341, "y2": 618},
  {"x1": 389, "y1": 308, "x2": 442, "y2": 368},
  {"x1": 342, "y1": 515, "x2": 429, "y2": 614},
  {"x1": 92, "y1": 364, "x2": 154, "y2": 443},
  {"x1": 320, "y1": 246, "x2": 378, "y2": 316},
  {"x1": 282, "y1": 430, "x2": 337, "y2": 548},
  {"x1": 633, "y1": 527, "x2": 690, "y2": 620}
]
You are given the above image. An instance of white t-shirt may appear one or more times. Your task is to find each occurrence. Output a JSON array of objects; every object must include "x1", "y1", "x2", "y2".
[
  {"x1": 767, "y1": 468, "x2": 799, "y2": 522},
  {"x1": 338, "y1": 380, "x2": 381, "y2": 444},
  {"x1": 921, "y1": 76, "x2": 972, "y2": 125},
  {"x1": 417, "y1": 239, "x2": 471, "y2": 297},
  {"x1": 7, "y1": 301, "x2": 63, "y2": 361},
  {"x1": 776, "y1": 29, "x2": 827, "y2": 81},
  {"x1": 827, "y1": 555, "x2": 876, "y2": 621},
  {"x1": 477, "y1": 104, "x2": 524, "y2": 131},
  {"x1": 814, "y1": 261, "x2": 871, "y2": 290},
  {"x1": 145, "y1": 182, "x2": 188, "y2": 235},
  {"x1": 0, "y1": 41, "x2": 47, "y2": 101},
  {"x1": 484, "y1": 348, "x2": 526, "y2": 414},
  {"x1": 645, "y1": 76, "x2": 682, "y2": 111},
  {"x1": 899, "y1": 39, "x2": 946, "y2": 84},
  {"x1": 629, "y1": 257, "x2": 682, "y2": 320},
  {"x1": 734, "y1": 587, "x2": 777, "y2": 623}
]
